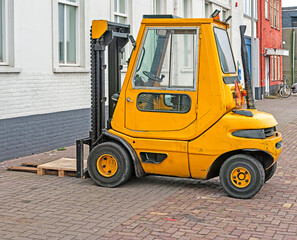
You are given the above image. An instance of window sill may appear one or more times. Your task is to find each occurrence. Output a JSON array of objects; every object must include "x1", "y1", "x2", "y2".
[
  {"x1": 0, "y1": 66, "x2": 22, "y2": 73},
  {"x1": 53, "y1": 67, "x2": 90, "y2": 73},
  {"x1": 243, "y1": 14, "x2": 258, "y2": 22}
]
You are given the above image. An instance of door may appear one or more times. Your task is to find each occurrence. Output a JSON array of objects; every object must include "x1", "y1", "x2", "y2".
[
  {"x1": 265, "y1": 57, "x2": 270, "y2": 94},
  {"x1": 244, "y1": 38, "x2": 251, "y2": 77},
  {"x1": 125, "y1": 27, "x2": 199, "y2": 132}
]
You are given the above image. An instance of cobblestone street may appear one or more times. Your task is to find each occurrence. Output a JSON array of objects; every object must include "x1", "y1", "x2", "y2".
[{"x1": 1, "y1": 97, "x2": 297, "y2": 240}]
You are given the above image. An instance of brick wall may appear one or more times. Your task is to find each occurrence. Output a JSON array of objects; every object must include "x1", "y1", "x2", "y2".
[
  {"x1": 0, "y1": 108, "x2": 91, "y2": 162},
  {"x1": 0, "y1": 72, "x2": 91, "y2": 120}
]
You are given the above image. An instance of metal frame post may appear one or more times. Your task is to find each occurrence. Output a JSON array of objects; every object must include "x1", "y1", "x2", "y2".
[{"x1": 76, "y1": 139, "x2": 84, "y2": 178}]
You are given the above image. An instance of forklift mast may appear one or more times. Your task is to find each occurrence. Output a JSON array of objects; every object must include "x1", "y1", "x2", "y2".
[{"x1": 76, "y1": 21, "x2": 130, "y2": 178}]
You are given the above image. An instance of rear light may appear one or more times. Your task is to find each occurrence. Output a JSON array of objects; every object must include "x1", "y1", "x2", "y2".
[{"x1": 241, "y1": 90, "x2": 247, "y2": 97}]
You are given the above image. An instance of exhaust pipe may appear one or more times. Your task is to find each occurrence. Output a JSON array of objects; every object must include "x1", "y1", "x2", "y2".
[{"x1": 240, "y1": 25, "x2": 256, "y2": 109}]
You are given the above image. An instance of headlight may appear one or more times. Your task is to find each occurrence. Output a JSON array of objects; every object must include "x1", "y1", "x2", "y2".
[
  {"x1": 232, "y1": 127, "x2": 276, "y2": 139},
  {"x1": 232, "y1": 129, "x2": 266, "y2": 139}
]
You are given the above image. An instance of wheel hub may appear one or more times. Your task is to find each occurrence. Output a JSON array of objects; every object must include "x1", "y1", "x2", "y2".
[
  {"x1": 230, "y1": 167, "x2": 251, "y2": 188},
  {"x1": 97, "y1": 154, "x2": 118, "y2": 177}
]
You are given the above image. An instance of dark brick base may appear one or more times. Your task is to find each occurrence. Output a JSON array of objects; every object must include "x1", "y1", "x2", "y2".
[
  {"x1": 255, "y1": 87, "x2": 265, "y2": 100},
  {"x1": 269, "y1": 84, "x2": 280, "y2": 95},
  {"x1": 255, "y1": 84, "x2": 281, "y2": 100},
  {"x1": 0, "y1": 108, "x2": 90, "y2": 162}
]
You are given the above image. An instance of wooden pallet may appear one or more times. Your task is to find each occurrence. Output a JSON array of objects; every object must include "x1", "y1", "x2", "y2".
[
  {"x1": 37, "y1": 158, "x2": 87, "y2": 177},
  {"x1": 7, "y1": 158, "x2": 87, "y2": 178}
]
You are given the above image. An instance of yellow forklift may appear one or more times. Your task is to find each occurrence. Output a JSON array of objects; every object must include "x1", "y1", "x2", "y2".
[{"x1": 76, "y1": 14, "x2": 283, "y2": 199}]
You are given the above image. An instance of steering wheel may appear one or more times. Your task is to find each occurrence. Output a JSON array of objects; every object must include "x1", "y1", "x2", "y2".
[{"x1": 143, "y1": 71, "x2": 164, "y2": 82}]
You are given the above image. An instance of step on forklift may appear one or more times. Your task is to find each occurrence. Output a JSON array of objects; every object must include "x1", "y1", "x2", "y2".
[{"x1": 76, "y1": 14, "x2": 283, "y2": 199}]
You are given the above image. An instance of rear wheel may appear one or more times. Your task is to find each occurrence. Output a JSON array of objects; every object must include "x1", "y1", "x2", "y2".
[
  {"x1": 87, "y1": 142, "x2": 133, "y2": 187},
  {"x1": 265, "y1": 162, "x2": 277, "y2": 182},
  {"x1": 279, "y1": 86, "x2": 291, "y2": 98},
  {"x1": 219, "y1": 154, "x2": 265, "y2": 199}
]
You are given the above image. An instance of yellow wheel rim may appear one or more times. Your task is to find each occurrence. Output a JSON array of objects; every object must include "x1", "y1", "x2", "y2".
[
  {"x1": 97, "y1": 154, "x2": 118, "y2": 177},
  {"x1": 230, "y1": 167, "x2": 251, "y2": 188}
]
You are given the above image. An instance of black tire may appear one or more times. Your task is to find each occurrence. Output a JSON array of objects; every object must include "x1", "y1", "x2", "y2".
[
  {"x1": 87, "y1": 142, "x2": 133, "y2": 188},
  {"x1": 265, "y1": 162, "x2": 277, "y2": 182},
  {"x1": 219, "y1": 154, "x2": 265, "y2": 199},
  {"x1": 279, "y1": 86, "x2": 291, "y2": 98}
]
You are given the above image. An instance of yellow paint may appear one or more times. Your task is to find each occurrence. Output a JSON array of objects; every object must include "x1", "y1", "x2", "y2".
[
  {"x1": 112, "y1": 19, "x2": 239, "y2": 140},
  {"x1": 93, "y1": 17, "x2": 283, "y2": 181},
  {"x1": 188, "y1": 110, "x2": 282, "y2": 178},
  {"x1": 230, "y1": 167, "x2": 251, "y2": 188},
  {"x1": 92, "y1": 20, "x2": 108, "y2": 39},
  {"x1": 109, "y1": 129, "x2": 190, "y2": 177},
  {"x1": 96, "y1": 154, "x2": 118, "y2": 177}
]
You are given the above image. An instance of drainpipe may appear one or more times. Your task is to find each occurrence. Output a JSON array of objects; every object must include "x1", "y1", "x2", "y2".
[
  {"x1": 251, "y1": 0, "x2": 255, "y2": 99},
  {"x1": 293, "y1": 29, "x2": 295, "y2": 84}
]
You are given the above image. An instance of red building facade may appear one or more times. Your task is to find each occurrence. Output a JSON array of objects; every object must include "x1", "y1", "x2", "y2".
[{"x1": 257, "y1": 0, "x2": 283, "y2": 98}]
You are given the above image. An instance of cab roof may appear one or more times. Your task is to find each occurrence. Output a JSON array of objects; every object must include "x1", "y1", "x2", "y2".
[{"x1": 141, "y1": 14, "x2": 229, "y2": 28}]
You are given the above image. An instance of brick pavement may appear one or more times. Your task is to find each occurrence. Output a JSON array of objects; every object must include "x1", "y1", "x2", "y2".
[{"x1": 0, "y1": 96, "x2": 297, "y2": 240}]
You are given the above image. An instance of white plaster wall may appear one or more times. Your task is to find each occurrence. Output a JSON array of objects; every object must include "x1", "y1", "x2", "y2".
[
  {"x1": 1, "y1": 0, "x2": 257, "y2": 121},
  {"x1": 0, "y1": 0, "x2": 110, "y2": 120}
]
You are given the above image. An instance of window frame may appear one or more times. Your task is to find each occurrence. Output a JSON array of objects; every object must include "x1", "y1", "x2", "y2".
[
  {"x1": 58, "y1": 0, "x2": 80, "y2": 67},
  {"x1": 113, "y1": 0, "x2": 129, "y2": 67},
  {"x1": 114, "y1": 0, "x2": 128, "y2": 23},
  {"x1": 52, "y1": 0, "x2": 87, "y2": 73},
  {"x1": 271, "y1": 0, "x2": 273, "y2": 26},
  {"x1": 131, "y1": 27, "x2": 200, "y2": 92},
  {"x1": 271, "y1": 57, "x2": 274, "y2": 81},
  {"x1": 0, "y1": 0, "x2": 8, "y2": 65},
  {"x1": 205, "y1": 2, "x2": 210, "y2": 18},
  {"x1": 274, "y1": 56, "x2": 277, "y2": 81},
  {"x1": 136, "y1": 92, "x2": 192, "y2": 114},
  {"x1": 244, "y1": 0, "x2": 257, "y2": 19},
  {"x1": 213, "y1": 27, "x2": 237, "y2": 74},
  {"x1": 154, "y1": 0, "x2": 166, "y2": 14},
  {"x1": 265, "y1": 0, "x2": 269, "y2": 20},
  {"x1": 276, "y1": 1, "x2": 279, "y2": 29},
  {"x1": 277, "y1": 56, "x2": 281, "y2": 81}
]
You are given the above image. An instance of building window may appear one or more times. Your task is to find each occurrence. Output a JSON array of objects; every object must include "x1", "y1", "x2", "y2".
[
  {"x1": 292, "y1": 17, "x2": 297, "y2": 27},
  {"x1": 114, "y1": 0, "x2": 127, "y2": 24},
  {"x1": 205, "y1": 2, "x2": 210, "y2": 17},
  {"x1": 0, "y1": 0, "x2": 9, "y2": 65},
  {"x1": 114, "y1": 0, "x2": 128, "y2": 65},
  {"x1": 274, "y1": 0, "x2": 277, "y2": 28},
  {"x1": 271, "y1": 0, "x2": 273, "y2": 26},
  {"x1": 277, "y1": 56, "x2": 281, "y2": 80},
  {"x1": 244, "y1": 0, "x2": 257, "y2": 19},
  {"x1": 265, "y1": 0, "x2": 269, "y2": 19},
  {"x1": 274, "y1": 56, "x2": 277, "y2": 81},
  {"x1": 276, "y1": 1, "x2": 279, "y2": 29},
  {"x1": 0, "y1": 0, "x2": 4, "y2": 62},
  {"x1": 222, "y1": 9, "x2": 227, "y2": 21},
  {"x1": 244, "y1": 0, "x2": 250, "y2": 16},
  {"x1": 271, "y1": 57, "x2": 274, "y2": 81},
  {"x1": 183, "y1": 0, "x2": 192, "y2": 18},
  {"x1": 58, "y1": 0, "x2": 79, "y2": 65},
  {"x1": 154, "y1": 0, "x2": 167, "y2": 14}
]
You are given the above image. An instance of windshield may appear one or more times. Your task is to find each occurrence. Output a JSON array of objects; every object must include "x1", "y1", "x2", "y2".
[
  {"x1": 133, "y1": 28, "x2": 198, "y2": 89},
  {"x1": 214, "y1": 27, "x2": 236, "y2": 73}
]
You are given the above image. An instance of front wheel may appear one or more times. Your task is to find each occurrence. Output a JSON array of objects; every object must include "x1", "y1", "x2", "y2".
[
  {"x1": 279, "y1": 86, "x2": 291, "y2": 98},
  {"x1": 87, "y1": 142, "x2": 133, "y2": 188},
  {"x1": 220, "y1": 154, "x2": 265, "y2": 199}
]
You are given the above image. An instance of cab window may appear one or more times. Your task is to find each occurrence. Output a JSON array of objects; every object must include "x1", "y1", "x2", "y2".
[
  {"x1": 213, "y1": 27, "x2": 236, "y2": 73},
  {"x1": 133, "y1": 28, "x2": 198, "y2": 90},
  {"x1": 137, "y1": 93, "x2": 191, "y2": 113}
]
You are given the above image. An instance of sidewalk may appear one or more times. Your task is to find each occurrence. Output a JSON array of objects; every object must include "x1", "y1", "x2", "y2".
[{"x1": 0, "y1": 97, "x2": 297, "y2": 240}]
